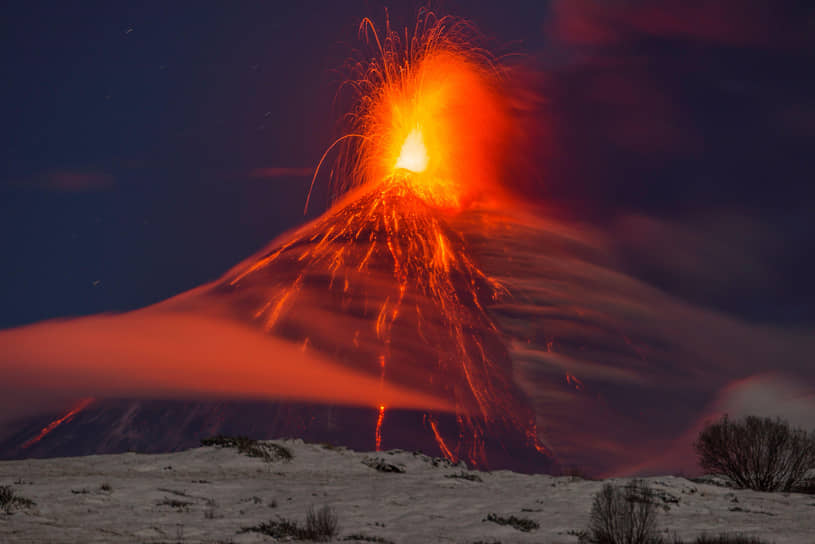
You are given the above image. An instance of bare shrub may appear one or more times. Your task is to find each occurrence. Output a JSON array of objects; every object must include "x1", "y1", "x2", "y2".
[
  {"x1": 201, "y1": 435, "x2": 293, "y2": 462},
  {"x1": 0, "y1": 485, "x2": 36, "y2": 514},
  {"x1": 240, "y1": 518, "x2": 303, "y2": 539},
  {"x1": 583, "y1": 480, "x2": 662, "y2": 544},
  {"x1": 157, "y1": 497, "x2": 192, "y2": 510},
  {"x1": 241, "y1": 505, "x2": 338, "y2": 541},
  {"x1": 306, "y1": 505, "x2": 339, "y2": 541},
  {"x1": 694, "y1": 415, "x2": 815, "y2": 491},
  {"x1": 343, "y1": 534, "x2": 394, "y2": 543},
  {"x1": 362, "y1": 457, "x2": 405, "y2": 473},
  {"x1": 445, "y1": 471, "x2": 482, "y2": 482},
  {"x1": 483, "y1": 513, "x2": 539, "y2": 532}
]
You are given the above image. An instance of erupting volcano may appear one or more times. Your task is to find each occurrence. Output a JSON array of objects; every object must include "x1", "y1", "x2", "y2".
[
  {"x1": 0, "y1": 12, "x2": 551, "y2": 471},
  {"x1": 203, "y1": 13, "x2": 548, "y2": 468},
  {"x1": 3, "y1": 8, "x2": 810, "y2": 477}
]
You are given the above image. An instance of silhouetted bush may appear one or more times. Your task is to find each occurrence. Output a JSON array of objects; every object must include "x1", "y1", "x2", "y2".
[
  {"x1": 306, "y1": 505, "x2": 339, "y2": 541},
  {"x1": 241, "y1": 517, "x2": 303, "y2": 539},
  {"x1": 157, "y1": 497, "x2": 191, "y2": 510},
  {"x1": 241, "y1": 505, "x2": 338, "y2": 541},
  {"x1": 483, "y1": 513, "x2": 539, "y2": 532},
  {"x1": 201, "y1": 434, "x2": 293, "y2": 462},
  {"x1": 692, "y1": 535, "x2": 770, "y2": 544},
  {"x1": 445, "y1": 470, "x2": 482, "y2": 482},
  {"x1": 694, "y1": 415, "x2": 815, "y2": 492},
  {"x1": 362, "y1": 456, "x2": 405, "y2": 473},
  {"x1": 343, "y1": 535, "x2": 394, "y2": 543},
  {"x1": 0, "y1": 485, "x2": 35, "y2": 514},
  {"x1": 582, "y1": 480, "x2": 662, "y2": 544}
]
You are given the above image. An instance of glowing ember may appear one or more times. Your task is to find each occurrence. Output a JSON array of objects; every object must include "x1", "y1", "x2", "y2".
[{"x1": 394, "y1": 126, "x2": 429, "y2": 173}]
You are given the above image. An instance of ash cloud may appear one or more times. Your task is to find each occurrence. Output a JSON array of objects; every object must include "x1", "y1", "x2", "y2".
[
  {"x1": 462, "y1": 206, "x2": 815, "y2": 475},
  {"x1": 529, "y1": 0, "x2": 815, "y2": 327}
]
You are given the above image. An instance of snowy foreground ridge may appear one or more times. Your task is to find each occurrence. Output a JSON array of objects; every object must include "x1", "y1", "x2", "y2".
[{"x1": 1, "y1": 439, "x2": 814, "y2": 543}]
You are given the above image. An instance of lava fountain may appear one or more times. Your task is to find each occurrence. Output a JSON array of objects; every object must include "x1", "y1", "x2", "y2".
[{"x1": 214, "y1": 13, "x2": 547, "y2": 466}]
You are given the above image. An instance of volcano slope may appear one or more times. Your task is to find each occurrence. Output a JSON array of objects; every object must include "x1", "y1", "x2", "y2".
[{"x1": 1, "y1": 180, "x2": 813, "y2": 476}]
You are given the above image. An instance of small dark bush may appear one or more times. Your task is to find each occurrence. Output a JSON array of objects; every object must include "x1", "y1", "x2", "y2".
[
  {"x1": 201, "y1": 435, "x2": 293, "y2": 462},
  {"x1": 0, "y1": 485, "x2": 36, "y2": 514},
  {"x1": 692, "y1": 535, "x2": 770, "y2": 544},
  {"x1": 583, "y1": 480, "x2": 662, "y2": 544},
  {"x1": 100, "y1": 482, "x2": 112, "y2": 492},
  {"x1": 343, "y1": 535, "x2": 394, "y2": 543},
  {"x1": 241, "y1": 505, "x2": 338, "y2": 542},
  {"x1": 694, "y1": 415, "x2": 815, "y2": 492},
  {"x1": 306, "y1": 505, "x2": 339, "y2": 541},
  {"x1": 362, "y1": 457, "x2": 405, "y2": 473},
  {"x1": 158, "y1": 497, "x2": 192, "y2": 510},
  {"x1": 445, "y1": 471, "x2": 482, "y2": 482},
  {"x1": 483, "y1": 513, "x2": 539, "y2": 532},
  {"x1": 241, "y1": 518, "x2": 303, "y2": 539}
]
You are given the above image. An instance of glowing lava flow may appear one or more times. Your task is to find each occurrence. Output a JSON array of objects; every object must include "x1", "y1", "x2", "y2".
[
  {"x1": 224, "y1": 13, "x2": 546, "y2": 467},
  {"x1": 22, "y1": 398, "x2": 95, "y2": 449},
  {"x1": 375, "y1": 404, "x2": 386, "y2": 451}
]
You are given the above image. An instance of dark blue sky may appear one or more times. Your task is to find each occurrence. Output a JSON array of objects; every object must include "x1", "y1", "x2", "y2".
[{"x1": 1, "y1": 1, "x2": 813, "y2": 329}]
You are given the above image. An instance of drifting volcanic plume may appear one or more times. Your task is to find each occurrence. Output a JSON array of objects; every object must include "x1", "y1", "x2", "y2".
[{"x1": 1, "y1": 10, "x2": 813, "y2": 474}]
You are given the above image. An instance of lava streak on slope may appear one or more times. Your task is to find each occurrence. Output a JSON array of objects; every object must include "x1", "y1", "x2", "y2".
[
  {"x1": 22, "y1": 398, "x2": 94, "y2": 449},
  {"x1": 213, "y1": 179, "x2": 545, "y2": 468}
]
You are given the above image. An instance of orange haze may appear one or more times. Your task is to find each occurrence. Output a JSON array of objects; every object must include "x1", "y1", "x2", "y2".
[{"x1": 0, "y1": 308, "x2": 453, "y2": 418}]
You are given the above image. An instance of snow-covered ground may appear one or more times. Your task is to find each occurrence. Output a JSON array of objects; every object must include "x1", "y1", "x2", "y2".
[{"x1": 1, "y1": 440, "x2": 813, "y2": 543}]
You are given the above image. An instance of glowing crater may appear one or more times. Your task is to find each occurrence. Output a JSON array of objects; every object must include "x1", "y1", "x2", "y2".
[{"x1": 395, "y1": 127, "x2": 429, "y2": 173}]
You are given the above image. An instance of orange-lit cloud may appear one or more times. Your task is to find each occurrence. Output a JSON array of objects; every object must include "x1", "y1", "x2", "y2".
[{"x1": 0, "y1": 308, "x2": 453, "y2": 420}]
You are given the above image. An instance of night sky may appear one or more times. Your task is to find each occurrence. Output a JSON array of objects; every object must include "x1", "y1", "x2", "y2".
[{"x1": 2, "y1": 0, "x2": 814, "y2": 332}]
